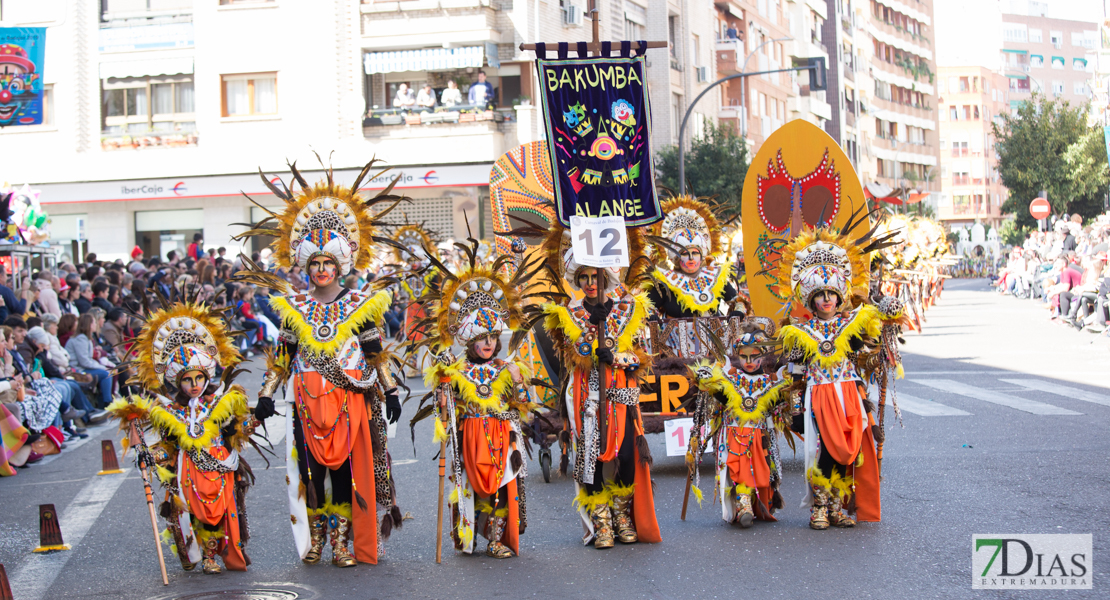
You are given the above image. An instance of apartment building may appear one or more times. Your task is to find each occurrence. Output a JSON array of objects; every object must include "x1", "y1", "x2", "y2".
[
  {"x1": 1000, "y1": 5, "x2": 1097, "y2": 109},
  {"x1": 711, "y1": 0, "x2": 832, "y2": 153},
  {"x1": 0, "y1": 0, "x2": 728, "y2": 261},
  {"x1": 935, "y1": 66, "x2": 1009, "y2": 227}
]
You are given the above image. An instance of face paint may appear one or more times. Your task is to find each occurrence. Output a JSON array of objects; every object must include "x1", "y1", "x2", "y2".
[
  {"x1": 308, "y1": 256, "x2": 338, "y2": 288},
  {"x1": 178, "y1": 370, "x2": 209, "y2": 399},
  {"x1": 473, "y1": 335, "x2": 497, "y2": 359},
  {"x1": 577, "y1": 267, "x2": 601, "y2": 300},
  {"x1": 678, "y1": 248, "x2": 703, "y2": 275},
  {"x1": 812, "y1": 291, "x2": 840, "y2": 319},
  {"x1": 736, "y1": 349, "x2": 764, "y2": 374}
]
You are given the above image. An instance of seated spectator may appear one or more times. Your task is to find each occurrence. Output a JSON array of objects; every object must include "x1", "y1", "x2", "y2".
[
  {"x1": 441, "y1": 80, "x2": 463, "y2": 107},
  {"x1": 39, "y1": 314, "x2": 71, "y2": 372},
  {"x1": 75, "y1": 282, "x2": 93, "y2": 314},
  {"x1": 64, "y1": 314, "x2": 114, "y2": 409},
  {"x1": 0, "y1": 268, "x2": 25, "y2": 322},
  {"x1": 26, "y1": 326, "x2": 106, "y2": 426},
  {"x1": 36, "y1": 273, "x2": 61, "y2": 317},
  {"x1": 5, "y1": 317, "x2": 81, "y2": 438},
  {"x1": 393, "y1": 83, "x2": 416, "y2": 109},
  {"x1": 91, "y1": 281, "x2": 113, "y2": 313},
  {"x1": 416, "y1": 83, "x2": 437, "y2": 109},
  {"x1": 57, "y1": 313, "x2": 78, "y2": 348}
]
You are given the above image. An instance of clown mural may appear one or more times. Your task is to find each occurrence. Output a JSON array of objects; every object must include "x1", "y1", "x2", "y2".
[
  {"x1": 107, "y1": 301, "x2": 259, "y2": 574},
  {"x1": 0, "y1": 29, "x2": 47, "y2": 127},
  {"x1": 236, "y1": 162, "x2": 405, "y2": 566}
]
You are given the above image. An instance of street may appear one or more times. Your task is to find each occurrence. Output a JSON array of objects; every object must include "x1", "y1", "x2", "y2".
[{"x1": 1, "y1": 278, "x2": 1107, "y2": 600}]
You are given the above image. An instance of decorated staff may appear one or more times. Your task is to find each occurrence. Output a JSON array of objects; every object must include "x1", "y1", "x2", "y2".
[
  {"x1": 107, "y1": 300, "x2": 260, "y2": 575},
  {"x1": 538, "y1": 225, "x2": 661, "y2": 549},
  {"x1": 690, "y1": 310, "x2": 793, "y2": 528},
  {"x1": 774, "y1": 210, "x2": 902, "y2": 529},
  {"x1": 235, "y1": 160, "x2": 405, "y2": 567},
  {"x1": 410, "y1": 241, "x2": 541, "y2": 559}
]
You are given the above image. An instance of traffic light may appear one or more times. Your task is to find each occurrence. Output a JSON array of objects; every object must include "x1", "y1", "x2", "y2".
[{"x1": 806, "y1": 56, "x2": 827, "y2": 91}]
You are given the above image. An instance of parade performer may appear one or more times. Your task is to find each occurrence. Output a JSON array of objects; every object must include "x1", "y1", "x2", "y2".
[
  {"x1": 107, "y1": 300, "x2": 258, "y2": 574},
  {"x1": 393, "y1": 223, "x2": 438, "y2": 377},
  {"x1": 774, "y1": 213, "x2": 901, "y2": 529},
  {"x1": 237, "y1": 162, "x2": 405, "y2": 566},
  {"x1": 691, "y1": 312, "x2": 792, "y2": 527},
  {"x1": 417, "y1": 242, "x2": 539, "y2": 559},
  {"x1": 647, "y1": 196, "x2": 738, "y2": 322},
  {"x1": 541, "y1": 228, "x2": 661, "y2": 549}
]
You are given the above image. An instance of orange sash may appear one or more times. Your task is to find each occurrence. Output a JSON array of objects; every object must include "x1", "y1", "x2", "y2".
[
  {"x1": 180, "y1": 445, "x2": 246, "y2": 571},
  {"x1": 811, "y1": 381, "x2": 880, "y2": 522},
  {"x1": 724, "y1": 425, "x2": 776, "y2": 520},
  {"x1": 295, "y1": 370, "x2": 380, "y2": 563},
  {"x1": 461, "y1": 417, "x2": 511, "y2": 499}
]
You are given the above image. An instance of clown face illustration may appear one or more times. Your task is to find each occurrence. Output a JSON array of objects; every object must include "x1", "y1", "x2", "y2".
[{"x1": 0, "y1": 43, "x2": 40, "y2": 126}]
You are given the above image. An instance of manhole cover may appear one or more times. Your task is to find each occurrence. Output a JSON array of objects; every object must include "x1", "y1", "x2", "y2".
[{"x1": 174, "y1": 590, "x2": 298, "y2": 600}]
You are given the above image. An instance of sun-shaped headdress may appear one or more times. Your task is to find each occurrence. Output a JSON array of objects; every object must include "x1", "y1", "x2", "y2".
[
  {"x1": 391, "y1": 222, "x2": 437, "y2": 264},
  {"x1": 650, "y1": 195, "x2": 722, "y2": 259},
  {"x1": 236, "y1": 159, "x2": 405, "y2": 277},
  {"x1": 129, "y1": 302, "x2": 241, "y2": 391},
  {"x1": 775, "y1": 208, "x2": 901, "y2": 312}
]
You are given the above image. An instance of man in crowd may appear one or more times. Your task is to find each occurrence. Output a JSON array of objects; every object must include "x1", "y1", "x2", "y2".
[
  {"x1": 394, "y1": 82, "x2": 415, "y2": 108},
  {"x1": 187, "y1": 233, "x2": 204, "y2": 261},
  {"x1": 416, "y1": 83, "x2": 437, "y2": 110},
  {"x1": 75, "y1": 282, "x2": 93, "y2": 314},
  {"x1": 468, "y1": 71, "x2": 494, "y2": 108},
  {"x1": 0, "y1": 269, "x2": 26, "y2": 322},
  {"x1": 91, "y1": 282, "x2": 113, "y2": 313}
]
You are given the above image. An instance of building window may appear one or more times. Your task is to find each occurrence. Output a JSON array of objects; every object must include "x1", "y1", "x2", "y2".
[
  {"x1": 102, "y1": 76, "x2": 195, "y2": 134},
  {"x1": 221, "y1": 73, "x2": 278, "y2": 117},
  {"x1": 1049, "y1": 31, "x2": 1062, "y2": 48},
  {"x1": 1074, "y1": 81, "x2": 1088, "y2": 95},
  {"x1": 1030, "y1": 55, "x2": 1043, "y2": 68},
  {"x1": 959, "y1": 77, "x2": 969, "y2": 92},
  {"x1": 1050, "y1": 56, "x2": 1064, "y2": 70},
  {"x1": 1029, "y1": 28, "x2": 1042, "y2": 43},
  {"x1": 1002, "y1": 23, "x2": 1027, "y2": 42},
  {"x1": 1073, "y1": 58, "x2": 1088, "y2": 71},
  {"x1": 1052, "y1": 80, "x2": 1064, "y2": 95},
  {"x1": 949, "y1": 105, "x2": 958, "y2": 120},
  {"x1": 668, "y1": 16, "x2": 679, "y2": 59}
]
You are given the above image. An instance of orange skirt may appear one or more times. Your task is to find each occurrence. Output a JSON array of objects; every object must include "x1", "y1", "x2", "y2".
[
  {"x1": 811, "y1": 381, "x2": 881, "y2": 522},
  {"x1": 294, "y1": 370, "x2": 380, "y2": 563},
  {"x1": 180, "y1": 446, "x2": 246, "y2": 570},
  {"x1": 724, "y1": 425, "x2": 776, "y2": 520}
]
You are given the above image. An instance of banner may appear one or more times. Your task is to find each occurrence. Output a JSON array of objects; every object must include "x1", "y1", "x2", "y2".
[
  {"x1": 537, "y1": 55, "x2": 661, "y2": 227},
  {"x1": 0, "y1": 27, "x2": 47, "y2": 127}
]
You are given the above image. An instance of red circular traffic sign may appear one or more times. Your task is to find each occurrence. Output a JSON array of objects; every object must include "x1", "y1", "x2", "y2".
[{"x1": 1029, "y1": 197, "x2": 1050, "y2": 220}]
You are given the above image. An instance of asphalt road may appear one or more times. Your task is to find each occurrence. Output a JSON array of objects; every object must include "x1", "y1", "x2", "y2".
[{"x1": 1, "y1": 278, "x2": 1107, "y2": 600}]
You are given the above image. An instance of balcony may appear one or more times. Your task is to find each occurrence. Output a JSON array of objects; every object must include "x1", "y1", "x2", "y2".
[
  {"x1": 716, "y1": 40, "x2": 741, "y2": 76},
  {"x1": 362, "y1": 113, "x2": 518, "y2": 165},
  {"x1": 789, "y1": 94, "x2": 832, "y2": 121},
  {"x1": 364, "y1": 105, "x2": 508, "y2": 128},
  {"x1": 719, "y1": 105, "x2": 745, "y2": 121},
  {"x1": 360, "y1": 0, "x2": 500, "y2": 49}
]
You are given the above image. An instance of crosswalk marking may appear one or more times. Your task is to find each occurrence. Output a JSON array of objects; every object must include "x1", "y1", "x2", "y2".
[
  {"x1": 910, "y1": 379, "x2": 1082, "y2": 416},
  {"x1": 894, "y1": 393, "x2": 971, "y2": 416},
  {"x1": 999, "y1": 379, "x2": 1110, "y2": 409}
]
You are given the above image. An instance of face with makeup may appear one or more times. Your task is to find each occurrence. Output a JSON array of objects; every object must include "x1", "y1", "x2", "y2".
[
  {"x1": 577, "y1": 267, "x2": 603, "y2": 301},
  {"x1": 177, "y1": 369, "x2": 209, "y2": 400},
  {"x1": 308, "y1": 255, "x2": 339, "y2": 288},
  {"x1": 678, "y1": 248, "x2": 703, "y2": 275},
  {"x1": 735, "y1": 347, "x2": 765, "y2": 374},
  {"x1": 471, "y1": 334, "x2": 498, "y2": 360},
  {"x1": 811, "y1": 290, "x2": 841, "y2": 320}
]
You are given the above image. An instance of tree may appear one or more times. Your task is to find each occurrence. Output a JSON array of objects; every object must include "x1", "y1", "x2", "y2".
[
  {"x1": 655, "y1": 123, "x2": 750, "y2": 219},
  {"x1": 992, "y1": 92, "x2": 1108, "y2": 230}
]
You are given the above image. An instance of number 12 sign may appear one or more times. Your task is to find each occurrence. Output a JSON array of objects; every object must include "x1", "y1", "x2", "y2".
[{"x1": 569, "y1": 215, "x2": 631, "y2": 269}]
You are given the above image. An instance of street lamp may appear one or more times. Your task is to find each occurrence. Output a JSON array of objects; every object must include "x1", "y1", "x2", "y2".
[{"x1": 740, "y1": 36, "x2": 792, "y2": 138}]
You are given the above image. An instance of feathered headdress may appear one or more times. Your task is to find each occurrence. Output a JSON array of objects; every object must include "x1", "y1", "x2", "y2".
[
  {"x1": 775, "y1": 207, "x2": 900, "y2": 312},
  {"x1": 129, "y1": 302, "x2": 241, "y2": 391},
  {"x1": 649, "y1": 195, "x2": 722, "y2": 260},
  {"x1": 391, "y1": 222, "x2": 437, "y2": 264},
  {"x1": 411, "y1": 237, "x2": 550, "y2": 354},
  {"x1": 234, "y1": 158, "x2": 407, "y2": 277},
  {"x1": 534, "y1": 221, "x2": 650, "y2": 293}
]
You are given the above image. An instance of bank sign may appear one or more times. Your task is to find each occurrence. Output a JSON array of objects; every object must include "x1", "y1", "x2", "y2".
[
  {"x1": 36, "y1": 164, "x2": 491, "y2": 204},
  {"x1": 972, "y1": 534, "x2": 1091, "y2": 589}
]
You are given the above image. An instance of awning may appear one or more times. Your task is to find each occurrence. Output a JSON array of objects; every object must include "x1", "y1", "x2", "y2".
[
  {"x1": 363, "y1": 46, "x2": 487, "y2": 75},
  {"x1": 100, "y1": 57, "x2": 194, "y2": 80},
  {"x1": 1002, "y1": 49, "x2": 1028, "y2": 54},
  {"x1": 864, "y1": 182, "x2": 928, "y2": 205}
]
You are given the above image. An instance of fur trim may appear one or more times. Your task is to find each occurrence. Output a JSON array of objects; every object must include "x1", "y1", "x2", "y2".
[
  {"x1": 573, "y1": 488, "x2": 612, "y2": 512},
  {"x1": 106, "y1": 397, "x2": 149, "y2": 428},
  {"x1": 651, "y1": 259, "x2": 733, "y2": 314},
  {"x1": 322, "y1": 501, "x2": 353, "y2": 520},
  {"x1": 432, "y1": 359, "x2": 531, "y2": 414},
  {"x1": 433, "y1": 417, "x2": 448, "y2": 443},
  {"x1": 156, "y1": 465, "x2": 176, "y2": 484},
  {"x1": 806, "y1": 466, "x2": 855, "y2": 498},
  {"x1": 778, "y1": 304, "x2": 880, "y2": 370},
  {"x1": 691, "y1": 484, "x2": 704, "y2": 507},
  {"x1": 734, "y1": 483, "x2": 753, "y2": 495},
  {"x1": 270, "y1": 289, "x2": 391, "y2": 356},
  {"x1": 140, "y1": 387, "x2": 250, "y2": 453},
  {"x1": 542, "y1": 292, "x2": 651, "y2": 371},
  {"x1": 193, "y1": 527, "x2": 225, "y2": 544}
]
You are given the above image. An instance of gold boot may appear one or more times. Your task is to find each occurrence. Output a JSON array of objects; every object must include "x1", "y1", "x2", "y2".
[
  {"x1": 590, "y1": 503, "x2": 615, "y2": 549},
  {"x1": 485, "y1": 514, "x2": 514, "y2": 559},
  {"x1": 610, "y1": 494, "x2": 638, "y2": 543},
  {"x1": 828, "y1": 493, "x2": 856, "y2": 528},
  {"x1": 329, "y1": 514, "x2": 358, "y2": 568},
  {"x1": 809, "y1": 485, "x2": 830, "y2": 530},
  {"x1": 201, "y1": 536, "x2": 222, "y2": 574},
  {"x1": 734, "y1": 490, "x2": 755, "y2": 528},
  {"x1": 303, "y1": 512, "x2": 328, "y2": 564}
]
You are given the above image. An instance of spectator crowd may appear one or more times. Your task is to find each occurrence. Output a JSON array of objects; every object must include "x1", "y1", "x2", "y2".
[{"x1": 993, "y1": 213, "x2": 1110, "y2": 335}]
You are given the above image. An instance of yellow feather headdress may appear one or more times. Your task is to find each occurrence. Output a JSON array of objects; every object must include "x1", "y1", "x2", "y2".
[
  {"x1": 129, "y1": 302, "x2": 241, "y2": 392},
  {"x1": 236, "y1": 159, "x2": 406, "y2": 274},
  {"x1": 650, "y1": 194, "x2": 723, "y2": 260},
  {"x1": 391, "y1": 223, "x2": 437, "y2": 264},
  {"x1": 433, "y1": 265, "x2": 523, "y2": 348}
]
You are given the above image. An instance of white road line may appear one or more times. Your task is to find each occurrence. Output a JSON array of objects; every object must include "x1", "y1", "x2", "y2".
[
  {"x1": 999, "y1": 379, "x2": 1110, "y2": 409},
  {"x1": 894, "y1": 393, "x2": 971, "y2": 416},
  {"x1": 910, "y1": 379, "x2": 1082, "y2": 416},
  {"x1": 9, "y1": 470, "x2": 131, "y2": 600}
]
